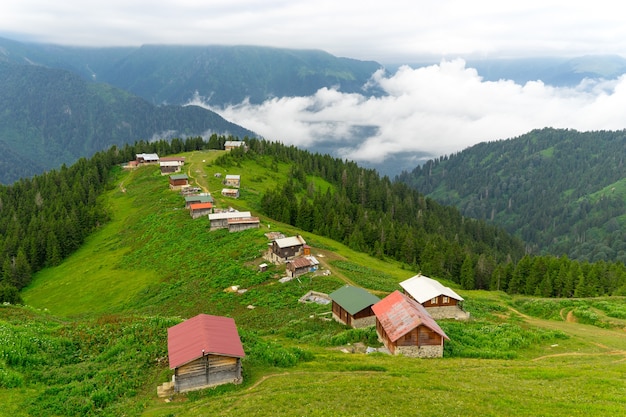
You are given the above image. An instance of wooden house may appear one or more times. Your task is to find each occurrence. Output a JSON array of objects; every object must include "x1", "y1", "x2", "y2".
[
  {"x1": 136, "y1": 153, "x2": 159, "y2": 164},
  {"x1": 189, "y1": 202, "x2": 213, "y2": 219},
  {"x1": 399, "y1": 274, "x2": 468, "y2": 320},
  {"x1": 224, "y1": 141, "x2": 246, "y2": 151},
  {"x1": 167, "y1": 314, "x2": 245, "y2": 393},
  {"x1": 224, "y1": 174, "x2": 241, "y2": 188},
  {"x1": 169, "y1": 174, "x2": 189, "y2": 190},
  {"x1": 268, "y1": 235, "x2": 307, "y2": 263},
  {"x1": 184, "y1": 194, "x2": 214, "y2": 209},
  {"x1": 372, "y1": 291, "x2": 449, "y2": 358},
  {"x1": 160, "y1": 157, "x2": 186, "y2": 174},
  {"x1": 209, "y1": 211, "x2": 252, "y2": 230},
  {"x1": 285, "y1": 256, "x2": 319, "y2": 278},
  {"x1": 221, "y1": 188, "x2": 240, "y2": 198},
  {"x1": 227, "y1": 216, "x2": 260, "y2": 232},
  {"x1": 329, "y1": 285, "x2": 380, "y2": 328}
]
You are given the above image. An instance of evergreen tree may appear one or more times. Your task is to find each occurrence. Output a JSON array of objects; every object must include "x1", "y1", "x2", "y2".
[{"x1": 460, "y1": 255, "x2": 476, "y2": 290}]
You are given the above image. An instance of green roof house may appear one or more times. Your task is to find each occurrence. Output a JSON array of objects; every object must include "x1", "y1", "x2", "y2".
[{"x1": 329, "y1": 285, "x2": 380, "y2": 328}]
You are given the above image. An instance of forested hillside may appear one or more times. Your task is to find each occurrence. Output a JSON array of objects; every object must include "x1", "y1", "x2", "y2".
[
  {"x1": 0, "y1": 60, "x2": 253, "y2": 184},
  {"x1": 0, "y1": 37, "x2": 383, "y2": 106},
  {"x1": 397, "y1": 128, "x2": 626, "y2": 263}
]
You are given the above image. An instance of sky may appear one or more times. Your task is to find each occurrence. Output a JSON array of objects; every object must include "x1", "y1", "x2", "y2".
[
  {"x1": 3, "y1": 1, "x2": 625, "y2": 63},
  {"x1": 3, "y1": 1, "x2": 626, "y2": 172}
]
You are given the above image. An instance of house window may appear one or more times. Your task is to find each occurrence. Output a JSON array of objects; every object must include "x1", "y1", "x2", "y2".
[
  {"x1": 442, "y1": 296, "x2": 449, "y2": 304},
  {"x1": 430, "y1": 297, "x2": 438, "y2": 304}
]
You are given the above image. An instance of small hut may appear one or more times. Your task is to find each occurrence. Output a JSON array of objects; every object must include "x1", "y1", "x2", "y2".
[
  {"x1": 329, "y1": 285, "x2": 380, "y2": 328},
  {"x1": 167, "y1": 314, "x2": 245, "y2": 393},
  {"x1": 372, "y1": 291, "x2": 449, "y2": 358},
  {"x1": 399, "y1": 274, "x2": 468, "y2": 319}
]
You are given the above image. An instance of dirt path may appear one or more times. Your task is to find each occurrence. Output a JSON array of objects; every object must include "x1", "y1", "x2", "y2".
[
  {"x1": 313, "y1": 248, "x2": 357, "y2": 287},
  {"x1": 185, "y1": 151, "x2": 210, "y2": 193}
]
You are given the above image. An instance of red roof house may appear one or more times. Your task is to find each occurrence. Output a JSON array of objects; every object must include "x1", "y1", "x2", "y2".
[
  {"x1": 167, "y1": 314, "x2": 245, "y2": 393},
  {"x1": 189, "y1": 202, "x2": 213, "y2": 219},
  {"x1": 372, "y1": 291, "x2": 449, "y2": 358}
]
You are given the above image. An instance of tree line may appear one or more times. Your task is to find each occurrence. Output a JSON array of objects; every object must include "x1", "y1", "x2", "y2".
[
  {"x1": 220, "y1": 138, "x2": 626, "y2": 296},
  {"x1": 3, "y1": 134, "x2": 625, "y2": 303}
]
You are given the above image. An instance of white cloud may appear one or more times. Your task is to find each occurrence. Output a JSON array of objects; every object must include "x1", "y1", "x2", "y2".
[
  {"x1": 2, "y1": 1, "x2": 626, "y2": 62},
  {"x1": 188, "y1": 60, "x2": 626, "y2": 164}
]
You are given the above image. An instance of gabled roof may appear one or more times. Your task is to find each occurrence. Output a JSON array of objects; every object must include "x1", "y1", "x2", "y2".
[
  {"x1": 167, "y1": 314, "x2": 245, "y2": 369},
  {"x1": 227, "y1": 217, "x2": 260, "y2": 225},
  {"x1": 189, "y1": 202, "x2": 213, "y2": 211},
  {"x1": 372, "y1": 291, "x2": 449, "y2": 343},
  {"x1": 159, "y1": 156, "x2": 186, "y2": 162},
  {"x1": 209, "y1": 211, "x2": 251, "y2": 220},
  {"x1": 224, "y1": 141, "x2": 245, "y2": 147},
  {"x1": 185, "y1": 195, "x2": 214, "y2": 204},
  {"x1": 225, "y1": 174, "x2": 241, "y2": 180},
  {"x1": 399, "y1": 274, "x2": 463, "y2": 304},
  {"x1": 329, "y1": 285, "x2": 380, "y2": 316},
  {"x1": 137, "y1": 153, "x2": 159, "y2": 161},
  {"x1": 169, "y1": 174, "x2": 189, "y2": 181},
  {"x1": 288, "y1": 256, "x2": 317, "y2": 270},
  {"x1": 274, "y1": 235, "x2": 306, "y2": 248}
]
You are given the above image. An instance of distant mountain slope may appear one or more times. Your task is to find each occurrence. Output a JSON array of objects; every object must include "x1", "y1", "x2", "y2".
[
  {"x1": 388, "y1": 55, "x2": 626, "y2": 87},
  {"x1": 397, "y1": 128, "x2": 626, "y2": 262},
  {"x1": 0, "y1": 60, "x2": 254, "y2": 184},
  {"x1": 0, "y1": 37, "x2": 383, "y2": 106},
  {"x1": 97, "y1": 45, "x2": 384, "y2": 105}
]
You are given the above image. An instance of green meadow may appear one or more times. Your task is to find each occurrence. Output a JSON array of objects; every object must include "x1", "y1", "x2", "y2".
[{"x1": 3, "y1": 149, "x2": 624, "y2": 416}]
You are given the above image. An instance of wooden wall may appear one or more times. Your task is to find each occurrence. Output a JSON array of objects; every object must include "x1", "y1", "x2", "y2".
[{"x1": 174, "y1": 354, "x2": 242, "y2": 393}]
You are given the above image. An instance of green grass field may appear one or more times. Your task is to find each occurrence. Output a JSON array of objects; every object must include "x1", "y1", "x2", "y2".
[{"x1": 8, "y1": 150, "x2": 626, "y2": 416}]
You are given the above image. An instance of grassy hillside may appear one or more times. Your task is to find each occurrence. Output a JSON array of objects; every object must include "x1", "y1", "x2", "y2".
[{"x1": 5, "y1": 149, "x2": 625, "y2": 416}]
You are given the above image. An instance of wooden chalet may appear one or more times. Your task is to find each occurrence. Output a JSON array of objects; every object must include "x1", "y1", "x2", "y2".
[
  {"x1": 329, "y1": 285, "x2": 380, "y2": 328},
  {"x1": 136, "y1": 153, "x2": 159, "y2": 164},
  {"x1": 169, "y1": 174, "x2": 189, "y2": 190},
  {"x1": 224, "y1": 174, "x2": 241, "y2": 188},
  {"x1": 221, "y1": 188, "x2": 240, "y2": 198},
  {"x1": 209, "y1": 211, "x2": 252, "y2": 230},
  {"x1": 227, "y1": 216, "x2": 260, "y2": 232},
  {"x1": 189, "y1": 202, "x2": 214, "y2": 219},
  {"x1": 399, "y1": 274, "x2": 469, "y2": 320},
  {"x1": 184, "y1": 194, "x2": 214, "y2": 209},
  {"x1": 285, "y1": 255, "x2": 319, "y2": 278},
  {"x1": 159, "y1": 157, "x2": 186, "y2": 174},
  {"x1": 372, "y1": 291, "x2": 449, "y2": 358},
  {"x1": 268, "y1": 235, "x2": 307, "y2": 264},
  {"x1": 224, "y1": 141, "x2": 246, "y2": 151},
  {"x1": 167, "y1": 314, "x2": 245, "y2": 393}
]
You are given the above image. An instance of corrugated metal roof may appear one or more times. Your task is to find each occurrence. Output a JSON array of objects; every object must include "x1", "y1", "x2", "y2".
[
  {"x1": 225, "y1": 174, "x2": 241, "y2": 180},
  {"x1": 159, "y1": 157, "x2": 185, "y2": 162},
  {"x1": 275, "y1": 235, "x2": 306, "y2": 248},
  {"x1": 209, "y1": 211, "x2": 251, "y2": 220},
  {"x1": 329, "y1": 285, "x2": 380, "y2": 316},
  {"x1": 185, "y1": 195, "x2": 214, "y2": 203},
  {"x1": 190, "y1": 202, "x2": 213, "y2": 210},
  {"x1": 169, "y1": 174, "x2": 188, "y2": 180},
  {"x1": 372, "y1": 291, "x2": 449, "y2": 343},
  {"x1": 167, "y1": 314, "x2": 245, "y2": 369},
  {"x1": 288, "y1": 257, "x2": 315, "y2": 269},
  {"x1": 227, "y1": 217, "x2": 260, "y2": 224},
  {"x1": 399, "y1": 274, "x2": 463, "y2": 304}
]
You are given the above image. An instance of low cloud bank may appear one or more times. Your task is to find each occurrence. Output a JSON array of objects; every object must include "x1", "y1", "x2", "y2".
[{"x1": 188, "y1": 59, "x2": 626, "y2": 167}]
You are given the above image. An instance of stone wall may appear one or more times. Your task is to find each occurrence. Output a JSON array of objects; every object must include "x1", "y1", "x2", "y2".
[
  {"x1": 426, "y1": 305, "x2": 470, "y2": 320},
  {"x1": 352, "y1": 316, "x2": 376, "y2": 328},
  {"x1": 396, "y1": 345, "x2": 444, "y2": 358}
]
